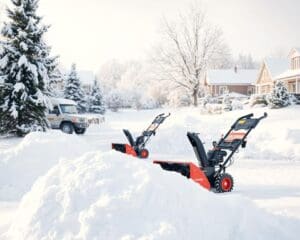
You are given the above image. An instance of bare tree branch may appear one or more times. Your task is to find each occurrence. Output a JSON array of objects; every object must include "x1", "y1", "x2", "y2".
[{"x1": 152, "y1": 5, "x2": 230, "y2": 106}]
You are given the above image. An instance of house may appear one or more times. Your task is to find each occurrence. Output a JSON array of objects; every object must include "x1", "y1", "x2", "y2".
[
  {"x1": 275, "y1": 48, "x2": 300, "y2": 94},
  {"x1": 255, "y1": 58, "x2": 289, "y2": 94},
  {"x1": 204, "y1": 67, "x2": 258, "y2": 96},
  {"x1": 255, "y1": 48, "x2": 300, "y2": 95}
]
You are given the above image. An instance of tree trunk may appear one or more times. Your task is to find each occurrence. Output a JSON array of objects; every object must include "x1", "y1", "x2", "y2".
[{"x1": 192, "y1": 90, "x2": 198, "y2": 107}]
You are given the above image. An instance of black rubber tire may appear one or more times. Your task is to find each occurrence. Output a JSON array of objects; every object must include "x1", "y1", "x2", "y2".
[
  {"x1": 75, "y1": 128, "x2": 86, "y2": 135},
  {"x1": 214, "y1": 173, "x2": 234, "y2": 193},
  {"x1": 60, "y1": 122, "x2": 74, "y2": 134},
  {"x1": 139, "y1": 149, "x2": 149, "y2": 159}
]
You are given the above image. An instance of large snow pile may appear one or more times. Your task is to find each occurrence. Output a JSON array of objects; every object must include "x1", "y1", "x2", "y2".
[
  {"x1": 5, "y1": 151, "x2": 299, "y2": 240},
  {"x1": 0, "y1": 131, "x2": 93, "y2": 201},
  {"x1": 148, "y1": 107, "x2": 300, "y2": 161}
]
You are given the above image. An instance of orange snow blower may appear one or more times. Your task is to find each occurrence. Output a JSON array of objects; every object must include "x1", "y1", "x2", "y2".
[
  {"x1": 112, "y1": 113, "x2": 171, "y2": 158},
  {"x1": 154, "y1": 113, "x2": 267, "y2": 192}
]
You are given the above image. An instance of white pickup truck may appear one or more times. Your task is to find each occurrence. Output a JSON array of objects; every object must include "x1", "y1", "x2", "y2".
[{"x1": 47, "y1": 98, "x2": 89, "y2": 134}]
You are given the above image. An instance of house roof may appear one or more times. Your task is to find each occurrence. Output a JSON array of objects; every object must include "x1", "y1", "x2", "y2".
[
  {"x1": 264, "y1": 58, "x2": 289, "y2": 79},
  {"x1": 206, "y1": 69, "x2": 258, "y2": 85},
  {"x1": 217, "y1": 92, "x2": 248, "y2": 99},
  {"x1": 276, "y1": 69, "x2": 300, "y2": 80},
  {"x1": 288, "y1": 47, "x2": 300, "y2": 58}
]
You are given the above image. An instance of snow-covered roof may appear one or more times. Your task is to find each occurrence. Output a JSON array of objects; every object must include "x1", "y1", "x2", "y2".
[
  {"x1": 206, "y1": 69, "x2": 258, "y2": 85},
  {"x1": 218, "y1": 92, "x2": 248, "y2": 99},
  {"x1": 50, "y1": 98, "x2": 76, "y2": 105},
  {"x1": 289, "y1": 47, "x2": 300, "y2": 58},
  {"x1": 78, "y1": 71, "x2": 95, "y2": 85},
  {"x1": 264, "y1": 58, "x2": 289, "y2": 79},
  {"x1": 276, "y1": 69, "x2": 300, "y2": 80}
]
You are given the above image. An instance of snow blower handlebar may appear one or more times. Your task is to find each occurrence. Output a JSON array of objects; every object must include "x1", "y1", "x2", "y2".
[
  {"x1": 143, "y1": 113, "x2": 171, "y2": 135},
  {"x1": 113, "y1": 113, "x2": 171, "y2": 158},
  {"x1": 215, "y1": 112, "x2": 268, "y2": 175}
]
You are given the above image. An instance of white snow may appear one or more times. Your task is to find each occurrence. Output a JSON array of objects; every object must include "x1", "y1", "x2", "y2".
[
  {"x1": 17, "y1": 55, "x2": 28, "y2": 68},
  {"x1": 13, "y1": 83, "x2": 25, "y2": 93},
  {"x1": 0, "y1": 131, "x2": 93, "y2": 201},
  {"x1": 0, "y1": 54, "x2": 9, "y2": 69},
  {"x1": 0, "y1": 106, "x2": 300, "y2": 239},
  {"x1": 19, "y1": 42, "x2": 28, "y2": 51},
  {"x1": 5, "y1": 152, "x2": 299, "y2": 240},
  {"x1": 49, "y1": 97, "x2": 77, "y2": 106},
  {"x1": 206, "y1": 69, "x2": 258, "y2": 85}
]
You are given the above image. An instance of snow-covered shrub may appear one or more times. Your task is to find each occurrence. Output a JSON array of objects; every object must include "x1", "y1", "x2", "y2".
[
  {"x1": 250, "y1": 94, "x2": 268, "y2": 107},
  {"x1": 267, "y1": 81, "x2": 290, "y2": 108},
  {"x1": 105, "y1": 89, "x2": 123, "y2": 112},
  {"x1": 167, "y1": 89, "x2": 191, "y2": 107},
  {"x1": 231, "y1": 99, "x2": 244, "y2": 110},
  {"x1": 290, "y1": 94, "x2": 300, "y2": 105},
  {"x1": 139, "y1": 95, "x2": 158, "y2": 109},
  {"x1": 222, "y1": 93, "x2": 232, "y2": 111}
]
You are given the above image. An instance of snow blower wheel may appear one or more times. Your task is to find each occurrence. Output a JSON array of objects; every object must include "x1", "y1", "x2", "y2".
[
  {"x1": 139, "y1": 149, "x2": 149, "y2": 159},
  {"x1": 214, "y1": 173, "x2": 234, "y2": 193}
]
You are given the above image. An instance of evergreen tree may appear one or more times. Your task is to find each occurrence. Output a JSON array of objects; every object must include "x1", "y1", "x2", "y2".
[
  {"x1": 44, "y1": 53, "x2": 61, "y2": 97},
  {"x1": 267, "y1": 81, "x2": 290, "y2": 108},
  {"x1": 89, "y1": 78, "x2": 105, "y2": 114},
  {"x1": 64, "y1": 64, "x2": 87, "y2": 113},
  {"x1": 0, "y1": 0, "x2": 53, "y2": 136}
]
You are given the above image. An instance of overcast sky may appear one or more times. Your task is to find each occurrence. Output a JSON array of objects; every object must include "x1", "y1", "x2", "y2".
[{"x1": 1, "y1": 0, "x2": 300, "y2": 72}]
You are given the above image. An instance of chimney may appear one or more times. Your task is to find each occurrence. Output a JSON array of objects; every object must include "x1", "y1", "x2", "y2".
[{"x1": 234, "y1": 65, "x2": 238, "y2": 73}]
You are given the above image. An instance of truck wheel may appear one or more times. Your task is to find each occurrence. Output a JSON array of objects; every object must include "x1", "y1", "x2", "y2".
[
  {"x1": 214, "y1": 173, "x2": 234, "y2": 193},
  {"x1": 75, "y1": 128, "x2": 86, "y2": 135},
  {"x1": 61, "y1": 122, "x2": 74, "y2": 134}
]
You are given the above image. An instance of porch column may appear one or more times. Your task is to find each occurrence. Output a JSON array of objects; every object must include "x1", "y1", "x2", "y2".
[{"x1": 296, "y1": 77, "x2": 299, "y2": 94}]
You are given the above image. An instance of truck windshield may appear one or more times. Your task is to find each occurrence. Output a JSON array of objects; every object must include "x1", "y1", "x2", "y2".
[{"x1": 59, "y1": 104, "x2": 78, "y2": 114}]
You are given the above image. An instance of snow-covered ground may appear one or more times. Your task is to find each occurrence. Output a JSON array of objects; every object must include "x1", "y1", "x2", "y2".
[{"x1": 0, "y1": 106, "x2": 300, "y2": 239}]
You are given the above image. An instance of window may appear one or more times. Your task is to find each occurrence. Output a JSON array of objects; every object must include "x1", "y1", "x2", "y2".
[
  {"x1": 49, "y1": 106, "x2": 59, "y2": 115},
  {"x1": 59, "y1": 104, "x2": 78, "y2": 114},
  {"x1": 247, "y1": 86, "x2": 254, "y2": 95},
  {"x1": 290, "y1": 82, "x2": 296, "y2": 93},
  {"x1": 219, "y1": 86, "x2": 228, "y2": 95},
  {"x1": 292, "y1": 57, "x2": 300, "y2": 70}
]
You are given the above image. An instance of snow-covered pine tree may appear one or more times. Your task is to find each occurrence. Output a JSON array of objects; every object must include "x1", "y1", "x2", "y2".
[
  {"x1": 89, "y1": 78, "x2": 105, "y2": 114},
  {"x1": 0, "y1": 0, "x2": 53, "y2": 136},
  {"x1": 44, "y1": 52, "x2": 61, "y2": 97},
  {"x1": 267, "y1": 81, "x2": 290, "y2": 108},
  {"x1": 64, "y1": 64, "x2": 87, "y2": 113}
]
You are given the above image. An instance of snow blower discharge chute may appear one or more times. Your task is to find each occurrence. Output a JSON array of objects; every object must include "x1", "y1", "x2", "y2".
[
  {"x1": 112, "y1": 113, "x2": 171, "y2": 158},
  {"x1": 154, "y1": 112, "x2": 267, "y2": 192}
]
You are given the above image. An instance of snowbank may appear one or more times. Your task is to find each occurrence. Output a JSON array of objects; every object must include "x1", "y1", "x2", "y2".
[
  {"x1": 6, "y1": 151, "x2": 299, "y2": 240},
  {"x1": 147, "y1": 106, "x2": 300, "y2": 161},
  {"x1": 0, "y1": 131, "x2": 93, "y2": 201}
]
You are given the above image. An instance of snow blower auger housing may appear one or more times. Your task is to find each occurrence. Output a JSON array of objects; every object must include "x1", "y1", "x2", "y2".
[
  {"x1": 112, "y1": 113, "x2": 171, "y2": 158},
  {"x1": 154, "y1": 112, "x2": 267, "y2": 193}
]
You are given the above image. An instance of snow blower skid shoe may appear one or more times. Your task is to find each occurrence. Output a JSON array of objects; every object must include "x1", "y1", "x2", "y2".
[
  {"x1": 112, "y1": 113, "x2": 171, "y2": 158},
  {"x1": 154, "y1": 112, "x2": 267, "y2": 193}
]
